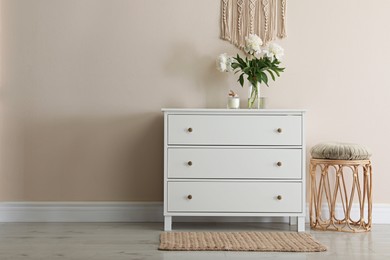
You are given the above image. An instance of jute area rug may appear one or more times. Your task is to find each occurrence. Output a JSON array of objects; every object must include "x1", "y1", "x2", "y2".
[{"x1": 159, "y1": 232, "x2": 327, "y2": 252}]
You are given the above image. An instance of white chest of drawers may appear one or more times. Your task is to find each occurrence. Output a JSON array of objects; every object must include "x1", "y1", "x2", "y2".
[{"x1": 162, "y1": 109, "x2": 306, "y2": 232}]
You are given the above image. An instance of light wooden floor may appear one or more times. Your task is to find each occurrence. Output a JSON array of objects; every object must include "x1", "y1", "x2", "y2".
[{"x1": 0, "y1": 222, "x2": 388, "y2": 260}]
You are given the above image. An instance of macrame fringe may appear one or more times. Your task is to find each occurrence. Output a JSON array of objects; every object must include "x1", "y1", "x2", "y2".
[
  {"x1": 220, "y1": 0, "x2": 287, "y2": 48},
  {"x1": 221, "y1": 0, "x2": 231, "y2": 41},
  {"x1": 277, "y1": 0, "x2": 287, "y2": 38}
]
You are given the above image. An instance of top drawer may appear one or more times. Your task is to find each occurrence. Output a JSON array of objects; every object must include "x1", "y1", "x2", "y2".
[{"x1": 167, "y1": 115, "x2": 302, "y2": 146}]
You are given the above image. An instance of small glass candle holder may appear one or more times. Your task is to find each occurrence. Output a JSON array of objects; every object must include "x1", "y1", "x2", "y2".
[
  {"x1": 260, "y1": 97, "x2": 267, "y2": 109},
  {"x1": 227, "y1": 96, "x2": 240, "y2": 109}
]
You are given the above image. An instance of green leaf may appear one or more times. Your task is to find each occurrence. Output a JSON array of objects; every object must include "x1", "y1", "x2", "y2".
[
  {"x1": 266, "y1": 69, "x2": 276, "y2": 81},
  {"x1": 261, "y1": 72, "x2": 269, "y2": 86},
  {"x1": 243, "y1": 67, "x2": 251, "y2": 73},
  {"x1": 231, "y1": 63, "x2": 239, "y2": 69},
  {"x1": 238, "y1": 74, "x2": 244, "y2": 87},
  {"x1": 236, "y1": 55, "x2": 246, "y2": 67}
]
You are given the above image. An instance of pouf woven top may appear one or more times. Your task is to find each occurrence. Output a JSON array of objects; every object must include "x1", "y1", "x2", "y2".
[{"x1": 311, "y1": 142, "x2": 372, "y2": 160}]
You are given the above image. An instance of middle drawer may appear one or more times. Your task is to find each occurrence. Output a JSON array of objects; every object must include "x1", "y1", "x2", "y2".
[{"x1": 167, "y1": 148, "x2": 302, "y2": 179}]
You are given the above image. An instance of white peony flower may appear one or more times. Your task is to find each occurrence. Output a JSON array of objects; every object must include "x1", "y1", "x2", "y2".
[
  {"x1": 216, "y1": 53, "x2": 233, "y2": 72},
  {"x1": 264, "y1": 43, "x2": 284, "y2": 61},
  {"x1": 244, "y1": 34, "x2": 263, "y2": 55}
]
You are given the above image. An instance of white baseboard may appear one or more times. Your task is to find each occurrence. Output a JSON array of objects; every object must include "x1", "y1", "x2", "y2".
[
  {"x1": 0, "y1": 202, "x2": 389, "y2": 224},
  {"x1": 312, "y1": 203, "x2": 390, "y2": 224},
  {"x1": 371, "y1": 204, "x2": 390, "y2": 224},
  {"x1": 0, "y1": 202, "x2": 163, "y2": 222}
]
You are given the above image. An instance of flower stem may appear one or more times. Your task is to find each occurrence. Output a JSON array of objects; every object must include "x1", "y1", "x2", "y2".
[{"x1": 248, "y1": 85, "x2": 258, "y2": 109}]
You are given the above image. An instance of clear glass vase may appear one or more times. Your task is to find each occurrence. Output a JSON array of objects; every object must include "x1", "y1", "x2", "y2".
[{"x1": 248, "y1": 82, "x2": 260, "y2": 109}]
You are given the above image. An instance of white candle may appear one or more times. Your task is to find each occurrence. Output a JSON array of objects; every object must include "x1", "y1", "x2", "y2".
[{"x1": 227, "y1": 96, "x2": 240, "y2": 109}]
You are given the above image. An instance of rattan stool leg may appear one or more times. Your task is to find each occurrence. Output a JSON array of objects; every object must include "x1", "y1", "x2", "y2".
[{"x1": 310, "y1": 159, "x2": 372, "y2": 232}]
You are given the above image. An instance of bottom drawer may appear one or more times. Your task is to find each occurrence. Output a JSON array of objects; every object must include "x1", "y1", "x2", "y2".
[{"x1": 167, "y1": 181, "x2": 302, "y2": 213}]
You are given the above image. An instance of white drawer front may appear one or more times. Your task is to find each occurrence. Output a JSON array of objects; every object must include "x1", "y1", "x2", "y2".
[
  {"x1": 168, "y1": 115, "x2": 302, "y2": 146},
  {"x1": 167, "y1": 181, "x2": 302, "y2": 213},
  {"x1": 168, "y1": 148, "x2": 302, "y2": 179}
]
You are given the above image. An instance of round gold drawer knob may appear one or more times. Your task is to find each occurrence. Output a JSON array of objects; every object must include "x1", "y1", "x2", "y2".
[
  {"x1": 187, "y1": 161, "x2": 193, "y2": 166},
  {"x1": 277, "y1": 195, "x2": 283, "y2": 200},
  {"x1": 188, "y1": 127, "x2": 193, "y2": 133},
  {"x1": 277, "y1": 161, "x2": 282, "y2": 167},
  {"x1": 277, "y1": 128, "x2": 283, "y2": 133},
  {"x1": 187, "y1": 195, "x2": 193, "y2": 200}
]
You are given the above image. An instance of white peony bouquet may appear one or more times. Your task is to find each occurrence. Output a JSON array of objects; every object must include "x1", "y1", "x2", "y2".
[{"x1": 216, "y1": 34, "x2": 285, "y2": 108}]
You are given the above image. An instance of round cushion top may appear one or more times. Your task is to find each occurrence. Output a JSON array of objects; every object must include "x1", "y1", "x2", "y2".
[{"x1": 311, "y1": 142, "x2": 372, "y2": 160}]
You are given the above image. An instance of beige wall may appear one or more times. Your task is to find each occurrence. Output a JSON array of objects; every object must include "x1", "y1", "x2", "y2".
[{"x1": 0, "y1": 0, "x2": 389, "y2": 202}]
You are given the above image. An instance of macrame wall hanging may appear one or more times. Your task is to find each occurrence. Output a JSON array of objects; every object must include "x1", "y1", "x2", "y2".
[{"x1": 221, "y1": 0, "x2": 287, "y2": 48}]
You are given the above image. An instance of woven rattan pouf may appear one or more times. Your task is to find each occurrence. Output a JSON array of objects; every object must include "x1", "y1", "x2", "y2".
[{"x1": 309, "y1": 142, "x2": 373, "y2": 232}]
